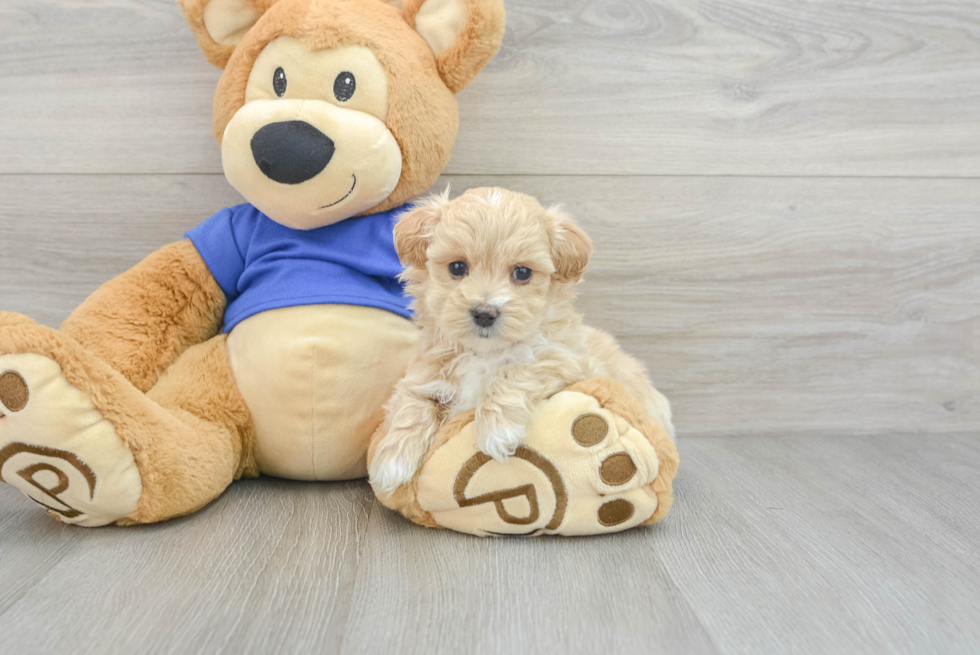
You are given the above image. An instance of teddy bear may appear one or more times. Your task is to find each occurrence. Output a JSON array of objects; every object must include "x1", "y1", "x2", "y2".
[
  {"x1": 0, "y1": 0, "x2": 678, "y2": 535},
  {"x1": 0, "y1": 0, "x2": 504, "y2": 526}
]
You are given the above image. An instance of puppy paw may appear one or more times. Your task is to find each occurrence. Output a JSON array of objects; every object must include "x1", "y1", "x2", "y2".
[
  {"x1": 479, "y1": 424, "x2": 526, "y2": 461},
  {"x1": 370, "y1": 428, "x2": 429, "y2": 494},
  {"x1": 370, "y1": 455, "x2": 418, "y2": 494}
]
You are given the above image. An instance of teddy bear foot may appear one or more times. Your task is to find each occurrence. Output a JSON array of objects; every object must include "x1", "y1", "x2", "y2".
[
  {"x1": 0, "y1": 319, "x2": 142, "y2": 526},
  {"x1": 374, "y1": 378, "x2": 679, "y2": 537}
]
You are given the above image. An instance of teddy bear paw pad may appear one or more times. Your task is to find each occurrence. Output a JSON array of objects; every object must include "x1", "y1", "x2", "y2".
[
  {"x1": 414, "y1": 390, "x2": 662, "y2": 536},
  {"x1": 0, "y1": 354, "x2": 141, "y2": 526}
]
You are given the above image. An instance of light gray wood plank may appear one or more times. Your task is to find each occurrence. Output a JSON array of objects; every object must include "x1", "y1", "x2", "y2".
[
  {"x1": 338, "y1": 504, "x2": 720, "y2": 655},
  {"x1": 2, "y1": 0, "x2": 980, "y2": 176},
  {"x1": 785, "y1": 432, "x2": 980, "y2": 567},
  {"x1": 0, "y1": 0, "x2": 222, "y2": 176},
  {"x1": 0, "y1": 485, "x2": 88, "y2": 615},
  {"x1": 2, "y1": 435, "x2": 978, "y2": 653},
  {"x1": 0, "y1": 479, "x2": 373, "y2": 655},
  {"x1": 2, "y1": 174, "x2": 978, "y2": 438},
  {"x1": 340, "y1": 433, "x2": 980, "y2": 655},
  {"x1": 657, "y1": 434, "x2": 980, "y2": 655}
]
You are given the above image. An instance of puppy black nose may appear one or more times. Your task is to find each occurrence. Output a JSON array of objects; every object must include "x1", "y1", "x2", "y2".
[
  {"x1": 471, "y1": 307, "x2": 498, "y2": 328},
  {"x1": 250, "y1": 120, "x2": 335, "y2": 184}
]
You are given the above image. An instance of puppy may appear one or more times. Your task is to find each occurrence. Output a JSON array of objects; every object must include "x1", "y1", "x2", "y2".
[{"x1": 369, "y1": 187, "x2": 674, "y2": 493}]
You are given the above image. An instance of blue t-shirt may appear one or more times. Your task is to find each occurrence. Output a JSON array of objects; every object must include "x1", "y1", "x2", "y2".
[{"x1": 186, "y1": 203, "x2": 412, "y2": 332}]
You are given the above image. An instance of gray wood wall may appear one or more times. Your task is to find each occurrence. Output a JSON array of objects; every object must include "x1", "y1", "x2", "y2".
[{"x1": 1, "y1": 0, "x2": 978, "y2": 438}]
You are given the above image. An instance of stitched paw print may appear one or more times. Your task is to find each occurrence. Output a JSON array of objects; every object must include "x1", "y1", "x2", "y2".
[
  {"x1": 572, "y1": 413, "x2": 642, "y2": 526},
  {"x1": 553, "y1": 406, "x2": 662, "y2": 535},
  {"x1": 0, "y1": 353, "x2": 142, "y2": 526},
  {"x1": 411, "y1": 386, "x2": 668, "y2": 536}
]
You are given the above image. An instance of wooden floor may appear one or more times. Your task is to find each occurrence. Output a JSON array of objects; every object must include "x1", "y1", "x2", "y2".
[
  {"x1": 1, "y1": 0, "x2": 979, "y2": 652},
  {"x1": 2, "y1": 433, "x2": 979, "y2": 653}
]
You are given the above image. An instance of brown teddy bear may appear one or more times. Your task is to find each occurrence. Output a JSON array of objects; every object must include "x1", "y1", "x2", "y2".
[{"x1": 0, "y1": 0, "x2": 677, "y2": 535}]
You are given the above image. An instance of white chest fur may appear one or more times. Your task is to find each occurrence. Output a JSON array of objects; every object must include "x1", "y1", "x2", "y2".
[{"x1": 421, "y1": 343, "x2": 542, "y2": 417}]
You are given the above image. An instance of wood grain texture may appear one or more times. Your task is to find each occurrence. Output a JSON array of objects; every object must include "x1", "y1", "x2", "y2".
[
  {"x1": 2, "y1": 0, "x2": 978, "y2": 651},
  {"x1": 3, "y1": 174, "x2": 978, "y2": 438},
  {"x1": 6, "y1": 435, "x2": 975, "y2": 654},
  {"x1": 661, "y1": 434, "x2": 980, "y2": 654},
  {"x1": 339, "y1": 501, "x2": 719, "y2": 655},
  {"x1": 2, "y1": 0, "x2": 980, "y2": 176},
  {"x1": 0, "y1": 479, "x2": 374, "y2": 654}
]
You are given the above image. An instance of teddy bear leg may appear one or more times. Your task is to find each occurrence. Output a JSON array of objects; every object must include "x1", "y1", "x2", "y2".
[
  {"x1": 134, "y1": 333, "x2": 256, "y2": 524},
  {"x1": 378, "y1": 378, "x2": 679, "y2": 537},
  {"x1": 0, "y1": 313, "x2": 252, "y2": 526},
  {"x1": 59, "y1": 239, "x2": 226, "y2": 393}
]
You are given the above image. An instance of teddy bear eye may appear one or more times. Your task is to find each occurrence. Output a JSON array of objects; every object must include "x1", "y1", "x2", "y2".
[
  {"x1": 334, "y1": 72, "x2": 356, "y2": 102},
  {"x1": 512, "y1": 266, "x2": 533, "y2": 283},
  {"x1": 449, "y1": 261, "x2": 468, "y2": 278},
  {"x1": 273, "y1": 67, "x2": 287, "y2": 97}
]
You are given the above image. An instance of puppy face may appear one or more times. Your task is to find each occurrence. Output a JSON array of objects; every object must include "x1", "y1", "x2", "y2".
[{"x1": 395, "y1": 188, "x2": 594, "y2": 352}]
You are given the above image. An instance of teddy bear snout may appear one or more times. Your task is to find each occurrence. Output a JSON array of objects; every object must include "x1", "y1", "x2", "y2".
[{"x1": 250, "y1": 120, "x2": 335, "y2": 185}]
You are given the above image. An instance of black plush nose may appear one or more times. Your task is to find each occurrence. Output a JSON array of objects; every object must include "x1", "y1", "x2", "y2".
[
  {"x1": 250, "y1": 121, "x2": 335, "y2": 184},
  {"x1": 471, "y1": 307, "x2": 498, "y2": 328}
]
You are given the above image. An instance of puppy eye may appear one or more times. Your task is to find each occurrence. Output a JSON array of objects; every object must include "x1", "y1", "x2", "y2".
[
  {"x1": 334, "y1": 72, "x2": 356, "y2": 102},
  {"x1": 273, "y1": 67, "x2": 287, "y2": 97},
  {"x1": 512, "y1": 266, "x2": 533, "y2": 283},
  {"x1": 448, "y1": 261, "x2": 468, "y2": 278}
]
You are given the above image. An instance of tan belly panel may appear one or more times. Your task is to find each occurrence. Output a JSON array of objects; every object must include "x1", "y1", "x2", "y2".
[{"x1": 226, "y1": 305, "x2": 418, "y2": 481}]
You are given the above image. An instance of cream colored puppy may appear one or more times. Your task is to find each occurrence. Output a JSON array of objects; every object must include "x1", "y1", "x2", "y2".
[{"x1": 370, "y1": 187, "x2": 674, "y2": 493}]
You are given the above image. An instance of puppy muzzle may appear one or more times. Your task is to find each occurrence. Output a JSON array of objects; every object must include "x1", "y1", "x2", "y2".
[{"x1": 470, "y1": 304, "x2": 500, "y2": 335}]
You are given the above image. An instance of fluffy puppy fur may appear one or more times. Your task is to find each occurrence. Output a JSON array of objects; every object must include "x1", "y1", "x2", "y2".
[{"x1": 369, "y1": 187, "x2": 674, "y2": 492}]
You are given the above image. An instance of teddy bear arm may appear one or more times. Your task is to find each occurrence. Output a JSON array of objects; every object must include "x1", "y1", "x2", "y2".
[{"x1": 60, "y1": 239, "x2": 226, "y2": 393}]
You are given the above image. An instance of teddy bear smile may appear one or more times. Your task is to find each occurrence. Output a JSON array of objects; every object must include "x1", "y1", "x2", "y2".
[{"x1": 318, "y1": 175, "x2": 357, "y2": 210}]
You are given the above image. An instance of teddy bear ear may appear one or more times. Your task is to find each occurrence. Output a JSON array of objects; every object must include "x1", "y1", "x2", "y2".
[
  {"x1": 403, "y1": 0, "x2": 506, "y2": 93},
  {"x1": 176, "y1": 0, "x2": 279, "y2": 68}
]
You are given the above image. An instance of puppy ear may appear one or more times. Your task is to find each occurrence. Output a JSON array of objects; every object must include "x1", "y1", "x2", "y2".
[
  {"x1": 403, "y1": 0, "x2": 506, "y2": 93},
  {"x1": 177, "y1": 0, "x2": 280, "y2": 68},
  {"x1": 548, "y1": 207, "x2": 594, "y2": 284},
  {"x1": 394, "y1": 190, "x2": 451, "y2": 269}
]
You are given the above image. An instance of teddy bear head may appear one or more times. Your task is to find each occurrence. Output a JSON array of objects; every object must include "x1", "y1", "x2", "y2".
[{"x1": 178, "y1": 0, "x2": 505, "y2": 229}]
